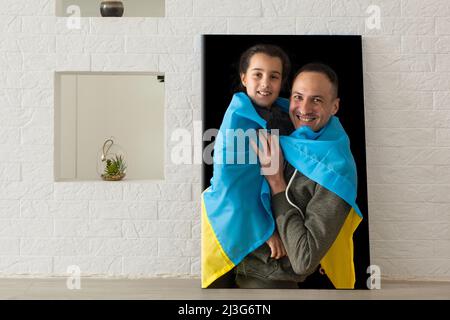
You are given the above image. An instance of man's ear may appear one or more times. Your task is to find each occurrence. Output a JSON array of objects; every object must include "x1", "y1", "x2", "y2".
[
  {"x1": 331, "y1": 98, "x2": 340, "y2": 115},
  {"x1": 240, "y1": 73, "x2": 246, "y2": 87}
]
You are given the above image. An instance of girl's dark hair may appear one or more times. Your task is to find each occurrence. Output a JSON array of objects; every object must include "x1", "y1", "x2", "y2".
[{"x1": 237, "y1": 44, "x2": 291, "y2": 91}]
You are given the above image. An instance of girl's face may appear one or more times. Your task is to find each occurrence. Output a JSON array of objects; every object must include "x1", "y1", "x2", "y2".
[{"x1": 240, "y1": 53, "x2": 283, "y2": 108}]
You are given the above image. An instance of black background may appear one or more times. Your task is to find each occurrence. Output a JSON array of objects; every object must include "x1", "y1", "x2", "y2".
[{"x1": 202, "y1": 35, "x2": 370, "y2": 289}]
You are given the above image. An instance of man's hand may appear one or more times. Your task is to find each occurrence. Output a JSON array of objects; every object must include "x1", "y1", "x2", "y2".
[
  {"x1": 266, "y1": 231, "x2": 287, "y2": 259},
  {"x1": 250, "y1": 132, "x2": 287, "y2": 194}
]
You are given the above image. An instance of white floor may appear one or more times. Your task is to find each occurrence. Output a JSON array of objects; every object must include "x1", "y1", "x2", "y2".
[{"x1": 0, "y1": 278, "x2": 449, "y2": 300}]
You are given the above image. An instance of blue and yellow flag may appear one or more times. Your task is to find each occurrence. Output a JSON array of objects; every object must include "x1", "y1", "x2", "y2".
[{"x1": 201, "y1": 92, "x2": 363, "y2": 289}]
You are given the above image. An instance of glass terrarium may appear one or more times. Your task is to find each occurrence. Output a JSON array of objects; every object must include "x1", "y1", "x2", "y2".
[{"x1": 97, "y1": 137, "x2": 127, "y2": 181}]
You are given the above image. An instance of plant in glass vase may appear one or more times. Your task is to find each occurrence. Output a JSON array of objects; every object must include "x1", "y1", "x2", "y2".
[{"x1": 101, "y1": 154, "x2": 127, "y2": 181}]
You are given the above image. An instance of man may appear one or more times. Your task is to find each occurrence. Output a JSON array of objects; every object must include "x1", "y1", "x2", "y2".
[{"x1": 235, "y1": 63, "x2": 362, "y2": 289}]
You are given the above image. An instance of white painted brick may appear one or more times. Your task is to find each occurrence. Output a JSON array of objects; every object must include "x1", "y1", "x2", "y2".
[
  {"x1": 21, "y1": 16, "x2": 56, "y2": 34},
  {"x1": 434, "y1": 204, "x2": 450, "y2": 221},
  {"x1": 157, "y1": 201, "x2": 200, "y2": 220},
  {"x1": 191, "y1": 219, "x2": 200, "y2": 239},
  {"x1": 191, "y1": 256, "x2": 200, "y2": 275},
  {"x1": 166, "y1": 108, "x2": 193, "y2": 128},
  {"x1": 56, "y1": 35, "x2": 125, "y2": 53},
  {"x1": 158, "y1": 238, "x2": 200, "y2": 257},
  {"x1": 54, "y1": 219, "x2": 122, "y2": 237},
  {"x1": 436, "y1": 129, "x2": 450, "y2": 146},
  {"x1": 227, "y1": 18, "x2": 296, "y2": 34},
  {"x1": 122, "y1": 183, "x2": 161, "y2": 201},
  {"x1": 368, "y1": 202, "x2": 434, "y2": 221},
  {"x1": 0, "y1": 219, "x2": 53, "y2": 237},
  {"x1": 0, "y1": 0, "x2": 52, "y2": 15},
  {"x1": 370, "y1": 222, "x2": 446, "y2": 240},
  {"x1": 21, "y1": 126, "x2": 53, "y2": 145},
  {"x1": 332, "y1": 0, "x2": 400, "y2": 17},
  {"x1": 21, "y1": 200, "x2": 89, "y2": 219},
  {"x1": 401, "y1": 36, "x2": 438, "y2": 54},
  {"x1": 54, "y1": 182, "x2": 123, "y2": 200},
  {"x1": 192, "y1": 71, "x2": 201, "y2": 96},
  {"x1": 55, "y1": 35, "x2": 85, "y2": 53},
  {"x1": 23, "y1": 53, "x2": 56, "y2": 71},
  {"x1": 0, "y1": 163, "x2": 21, "y2": 181},
  {"x1": 159, "y1": 183, "x2": 192, "y2": 201},
  {"x1": 17, "y1": 36, "x2": 55, "y2": 53},
  {"x1": 166, "y1": 90, "x2": 193, "y2": 110},
  {"x1": 434, "y1": 92, "x2": 450, "y2": 109},
  {"x1": 0, "y1": 238, "x2": 19, "y2": 255},
  {"x1": 297, "y1": 17, "x2": 364, "y2": 34},
  {"x1": 432, "y1": 185, "x2": 450, "y2": 203},
  {"x1": 364, "y1": 73, "x2": 401, "y2": 91},
  {"x1": 436, "y1": 54, "x2": 450, "y2": 72},
  {"x1": 91, "y1": 54, "x2": 158, "y2": 71},
  {"x1": 434, "y1": 166, "x2": 450, "y2": 184},
  {"x1": 0, "y1": 128, "x2": 20, "y2": 145},
  {"x1": 22, "y1": 88, "x2": 53, "y2": 107},
  {"x1": 0, "y1": 88, "x2": 22, "y2": 107},
  {"x1": 166, "y1": 0, "x2": 193, "y2": 17},
  {"x1": 19, "y1": 71, "x2": 53, "y2": 89},
  {"x1": 367, "y1": 166, "x2": 435, "y2": 184},
  {"x1": 372, "y1": 240, "x2": 435, "y2": 258},
  {"x1": 90, "y1": 18, "x2": 158, "y2": 35},
  {"x1": 0, "y1": 52, "x2": 22, "y2": 71},
  {"x1": 0, "y1": 145, "x2": 52, "y2": 163},
  {"x1": 365, "y1": 110, "x2": 447, "y2": 128},
  {"x1": 434, "y1": 241, "x2": 450, "y2": 258},
  {"x1": 21, "y1": 238, "x2": 90, "y2": 256},
  {"x1": 53, "y1": 256, "x2": 123, "y2": 275},
  {"x1": 0, "y1": 256, "x2": 52, "y2": 274},
  {"x1": 436, "y1": 36, "x2": 450, "y2": 53},
  {"x1": 0, "y1": 16, "x2": 21, "y2": 33},
  {"x1": 365, "y1": 54, "x2": 434, "y2": 72},
  {"x1": 0, "y1": 72, "x2": 21, "y2": 88},
  {"x1": 122, "y1": 220, "x2": 190, "y2": 239},
  {"x1": 164, "y1": 164, "x2": 201, "y2": 183},
  {"x1": 89, "y1": 238, "x2": 157, "y2": 256},
  {"x1": 366, "y1": 128, "x2": 434, "y2": 147},
  {"x1": 192, "y1": 183, "x2": 202, "y2": 202},
  {"x1": 368, "y1": 184, "x2": 434, "y2": 202},
  {"x1": 21, "y1": 162, "x2": 53, "y2": 182},
  {"x1": 158, "y1": 18, "x2": 227, "y2": 35},
  {"x1": 0, "y1": 200, "x2": 20, "y2": 218},
  {"x1": 56, "y1": 54, "x2": 91, "y2": 71},
  {"x1": 159, "y1": 53, "x2": 199, "y2": 73},
  {"x1": 126, "y1": 36, "x2": 193, "y2": 54},
  {"x1": 164, "y1": 73, "x2": 192, "y2": 91},
  {"x1": 400, "y1": 72, "x2": 450, "y2": 91},
  {"x1": 0, "y1": 182, "x2": 53, "y2": 200},
  {"x1": 89, "y1": 201, "x2": 157, "y2": 220},
  {"x1": 123, "y1": 256, "x2": 190, "y2": 275},
  {"x1": 263, "y1": 0, "x2": 330, "y2": 17},
  {"x1": 436, "y1": 18, "x2": 450, "y2": 35},
  {"x1": 194, "y1": 0, "x2": 261, "y2": 17},
  {"x1": 363, "y1": 36, "x2": 401, "y2": 54},
  {"x1": 366, "y1": 18, "x2": 435, "y2": 36},
  {"x1": 20, "y1": 108, "x2": 52, "y2": 128},
  {"x1": 375, "y1": 258, "x2": 450, "y2": 279},
  {"x1": 402, "y1": 0, "x2": 450, "y2": 17}
]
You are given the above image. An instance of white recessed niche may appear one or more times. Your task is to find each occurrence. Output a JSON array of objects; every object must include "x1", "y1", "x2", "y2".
[
  {"x1": 55, "y1": 72, "x2": 165, "y2": 181},
  {"x1": 56, "y1": 0, "x2": 165, "y2": 17}
]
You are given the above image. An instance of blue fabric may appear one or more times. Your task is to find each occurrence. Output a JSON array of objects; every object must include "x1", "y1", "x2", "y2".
[{"x1": 203, "y1": 92, "x2": 361, "y2": 266}]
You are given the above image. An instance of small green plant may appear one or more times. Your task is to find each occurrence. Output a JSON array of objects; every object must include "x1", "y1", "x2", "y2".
[{"x1": 102, "y1": 154, "x2": 127, "y2": 180}]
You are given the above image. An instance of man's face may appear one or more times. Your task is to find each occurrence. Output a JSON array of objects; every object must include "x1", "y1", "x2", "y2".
[
  {"x1": 289, "y1": 71, "x2": 339, "y2": 132},
  {"x1": 240, "y1": 53, "x2": 283, "y2": 108}
]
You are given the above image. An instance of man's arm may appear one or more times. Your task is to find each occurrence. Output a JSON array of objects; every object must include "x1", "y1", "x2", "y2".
[{"x1": 272, "y1": 182, "x2": 351, "y2": 276}]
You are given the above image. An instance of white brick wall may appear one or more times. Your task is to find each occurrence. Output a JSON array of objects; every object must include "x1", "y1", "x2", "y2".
[{"x1": 0, "y1": 0, "x2": 449, "y2": 281}]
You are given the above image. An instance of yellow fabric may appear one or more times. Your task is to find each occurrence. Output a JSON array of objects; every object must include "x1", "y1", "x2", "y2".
[
  {"x1": 201, "y1": 196, "x2": 235, "y2": 288},
  {"x1": 320, "y1": 207, "x2": 362, "y2": 289}
]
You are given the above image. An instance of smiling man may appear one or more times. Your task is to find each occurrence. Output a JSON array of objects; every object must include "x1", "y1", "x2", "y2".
[
  {"x1": 235, "y1": 63, "x2": 363, "y2": 289},
  {"x1": 289, "y1": 63, "x2": 340, "y2": 132}
]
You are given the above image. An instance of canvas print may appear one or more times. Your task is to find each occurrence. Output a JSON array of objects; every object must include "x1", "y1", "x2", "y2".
[{"x1": 201, "y1": 35, "x2": 370, "y2": 289}]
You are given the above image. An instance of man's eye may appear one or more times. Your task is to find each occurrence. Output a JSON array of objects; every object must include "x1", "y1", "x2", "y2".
[
  {"x1": 293, "y1": 95, "x2": 301, "y2": 100},
  {"x1": 313, "y1": 98, "x2": 322, "y2": 103}
]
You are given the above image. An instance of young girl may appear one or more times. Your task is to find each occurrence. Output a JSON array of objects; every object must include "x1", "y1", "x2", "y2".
[{"x1": 202, "y1": 44, "x2": 294, "y2": 288}]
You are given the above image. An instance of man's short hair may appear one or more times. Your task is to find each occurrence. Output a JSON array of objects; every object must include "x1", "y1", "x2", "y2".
[{"x1": 293, "y1": 62, "x2": 339, "y2": 98}]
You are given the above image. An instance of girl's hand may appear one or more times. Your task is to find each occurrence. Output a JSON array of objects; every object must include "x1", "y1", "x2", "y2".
[
  {"x1": 266, "y1": 231, "x2": 287, "y2": 259},
  {"x1": 250, "y1": 132, "x2": 287, "y2": 194}
]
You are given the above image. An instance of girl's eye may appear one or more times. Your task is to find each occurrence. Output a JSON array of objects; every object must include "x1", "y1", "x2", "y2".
[
  {"x1": 253, "y1": 73, "x2": 262, "y2": 78},
  {"x1": 271, "y1": 75, "x2": 280, "y2": 80}
]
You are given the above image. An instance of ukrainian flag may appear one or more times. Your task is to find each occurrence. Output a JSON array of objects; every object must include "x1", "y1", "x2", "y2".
[{"x1": 201, "y1": 92, "x2": 363, "y2": 289}]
